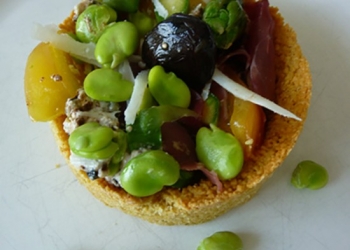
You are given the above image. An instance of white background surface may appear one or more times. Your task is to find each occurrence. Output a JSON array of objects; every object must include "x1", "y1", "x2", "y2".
[{"x1": 1, "y1": 0, "x2": 350, "y2": 249}]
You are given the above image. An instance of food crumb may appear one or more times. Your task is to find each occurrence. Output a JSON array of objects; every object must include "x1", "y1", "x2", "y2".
[
  {"x1": 245, "y1": 139, "x2": 254, "y2": 145},
  {"x1": 51, "y1": 74, "x2": 63, "y2": 82},
  {"x1": 55, "y1": 164, "x2": 61, "y2": 168}
]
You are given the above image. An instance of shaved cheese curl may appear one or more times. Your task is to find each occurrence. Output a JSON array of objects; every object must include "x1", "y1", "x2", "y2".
[
  {"x1": 32, "y1": 23, "x2": 98, "y2": 66},
  {"x1": 124, "y1": 70, "x2": 149, "y2": 125},
  {"x1": 151, "y1": 0, "x2": 168, "y2": 19},
  {"x1": 118, "y1": 60, "x2": 135, "y2": 84},
  {"x1": 212, "y1": 68, "x2": 301, "y2": 121}
]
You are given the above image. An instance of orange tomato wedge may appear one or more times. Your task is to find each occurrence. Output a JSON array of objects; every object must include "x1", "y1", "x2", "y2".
[
  {"x1": 218, "y1": 64, "x2": 266, "y2": 159},
  {"x1": 24, "y1": 42, "x2": 85, "y2": 121},
  {"x1": 230, "y1": 97, "x2": 266, "y2": 159}
]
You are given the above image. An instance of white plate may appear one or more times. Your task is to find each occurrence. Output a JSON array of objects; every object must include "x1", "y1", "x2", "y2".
[{"x1": 1, "y1": 0, "x2": 350, "y2": 249}]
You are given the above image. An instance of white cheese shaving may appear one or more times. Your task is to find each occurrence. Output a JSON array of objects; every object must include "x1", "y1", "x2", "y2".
[
  {"x1": 124, "y1": 70, "x2": 149, "y2": 125},
  {"x1": 31, "y1": 23, "x2": 99, "y2": 66},
  {"x1": 151, "y1": 0, "x2": 169, "y2": 19},
  {"x1": 201, "y1": 81, "x2": 212, "y2": 100},
  {"x1": 212, "y1": 68, "x2": 301, "y2": 121},
  {"x1": 118, "y1": 60, "x2": 135, "y2": 84}
]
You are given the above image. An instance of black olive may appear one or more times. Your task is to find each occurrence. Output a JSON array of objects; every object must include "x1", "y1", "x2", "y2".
[{"x1": 142, "y1": 14, "x2": 216, "y2": 92}]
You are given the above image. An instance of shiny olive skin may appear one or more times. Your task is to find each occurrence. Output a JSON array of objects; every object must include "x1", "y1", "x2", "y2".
[{"x1": 142, "y1": 14, "x2": 216, "y2": 92}]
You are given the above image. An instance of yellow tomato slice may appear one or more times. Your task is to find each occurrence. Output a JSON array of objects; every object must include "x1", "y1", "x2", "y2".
[
  {"x1": 217, "y1": 64, "x2": 266, "y2": 159},
  {"x1": 24, "y1": 42, "x2": 84, "y2": 121},
  {"x1": 230, "y1": 97, "x2": 266, "y2": 159}
]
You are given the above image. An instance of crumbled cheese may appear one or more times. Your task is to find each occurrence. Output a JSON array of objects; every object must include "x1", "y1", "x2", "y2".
[
  {"x1": 63, "y1": 88, "x2": 121, "y2": 134},
  {"x1": 70, "y1": 152, "x2": 110, "y2": 178},
  {"x1": 63, "y1": 88, "x2": 137, "y2": 184}
]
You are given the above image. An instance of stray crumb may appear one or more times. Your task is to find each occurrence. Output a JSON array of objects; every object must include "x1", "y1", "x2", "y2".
[
  {"x1": 68, "y1": 64, "x2": 80, "y2": 75},
  {"x1": 245, "y1": 139, "x2": 254, "y2": 145},
  {"x1": 51, "y1": 74, "x2": 63, "y2": 82},
  {"x1": 190, "y1": 4, "x2": 203, "y2": 17},
  {"x1": 40, "y1": 76, "x2": 45, "y2": 82},
  {"x1": 55, "y1": 164, "x2": 61, "y2": 168},
  {"x1": 126, "y1": 125, "x2": 132, "y2": 133}
]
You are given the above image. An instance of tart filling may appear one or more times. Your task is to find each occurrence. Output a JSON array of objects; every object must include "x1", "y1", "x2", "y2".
[{"x1": 24, "y1": 0, "x2": 311, "y2": 225}]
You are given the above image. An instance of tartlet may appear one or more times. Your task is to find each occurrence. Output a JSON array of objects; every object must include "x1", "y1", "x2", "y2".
[{"x1": 49, "y1": 6, "x2": 312, "y2": 225}]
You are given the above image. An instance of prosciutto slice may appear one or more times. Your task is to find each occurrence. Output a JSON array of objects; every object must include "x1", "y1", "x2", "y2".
[
  {"x1": 243, "y1": 0, "x2": 276, "y2": 101},
  {"x1": 182, "y1": 163, "x2": 223, "y2": 192},
  {"x1": 161, "y1": 121, "x2": 223, "y2": 191}
]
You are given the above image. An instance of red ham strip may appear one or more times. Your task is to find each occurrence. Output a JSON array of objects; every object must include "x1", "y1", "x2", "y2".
[
  {"x1": 161, "y1": 121, "x2": 197, "y2": 165},
  {"x1": 161, "y1": 121, "x2": 223, "y2": 191},
  {"x1": 243, "y1": 0, "x2": 276, "y2": 101},
  {"x1": 189, "y1": 90, "x2": 205, "y2": 115},
  {"x1": 182, "y1": 162, "x2": 223, "y2": 192}
]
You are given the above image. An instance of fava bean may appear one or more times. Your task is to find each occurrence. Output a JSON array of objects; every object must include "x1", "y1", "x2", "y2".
[
  {"x1": 120, "y1": 150, "x2": 180, "y2": 197},
  {"x1": 291, "y1": 160, "x2": 328, "y2": 190},
  {"x1": 196, "y1": 124, "x2": 244, "y2": 180},
  {"x1": 108, "y1": 129, "x2": 127, "y2": 175},
  {"x1": 69, "y1": 122, "x2": 124, "y2": 160},
  {"x1": 76, "y1": 4, "x2": 117, "y2": 43},
  {"x1": 197, "y1": 231, "x2": 243, "y2": 250},
  {"x1": 69, "y1": 122, "x2": 113, "y2": 152},
  {"x1": 138, "y1": 87, "x2": 156, "y2": 112},
  {"x1": 97, "y1": 0, "x2": 140, "y2": 13},
  {"x1": 95, "y1": 21, "x2": 139, "y2": 68},
  {"x1": 128, "y1": 11, "x2": 155, "y2": 37},
  {"x1": 148, "y1": 65, "x2": 191, "y2": 108},
  {"x1": 84, "y1": 68, "x2": 133, "y2": 102}
]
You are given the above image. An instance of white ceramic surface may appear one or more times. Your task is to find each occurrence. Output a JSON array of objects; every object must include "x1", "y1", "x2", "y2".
[{"x1": 1, "y1": 0, "x2": 350, "y2": 249}]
